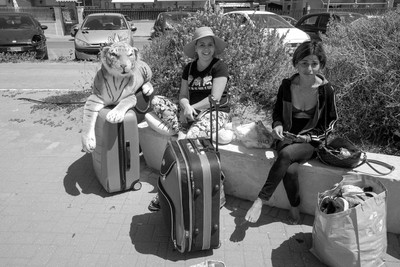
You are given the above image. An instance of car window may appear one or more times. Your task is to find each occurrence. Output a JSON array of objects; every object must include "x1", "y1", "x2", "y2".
[
  {"x1": 83, "y1": 16, "x2": 128, "y2": 30},
  {"x1": 248, "y1": 13, "x2": 292, "y2": 28},
  {"x1": 300, "y1": 15, "x2": 318, "y2": 26},
  {"x1": 0, "y1": 14, "x2": 35, "y2": 29},
  {"x1": 225, "y1": 13, "x2": 248, "y2": 24}
]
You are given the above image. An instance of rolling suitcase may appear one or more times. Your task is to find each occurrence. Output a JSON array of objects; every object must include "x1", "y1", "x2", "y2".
[
  {"x1": 92, "y1": 107, "x2": 142, "y2": 193},
  {"x1": 158, "y1": 96, "x2": 222, "y2": 253}
]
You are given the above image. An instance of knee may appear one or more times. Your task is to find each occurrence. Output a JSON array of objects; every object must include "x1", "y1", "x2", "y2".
[
  {"x1": 277, "y1": 149, "x2": 292, "y2": 162},
  {"x1": 286, "y1": 163, "x2": 299, "y2": 177}
]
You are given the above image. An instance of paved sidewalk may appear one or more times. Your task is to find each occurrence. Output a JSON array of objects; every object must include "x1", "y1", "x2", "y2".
[{"x1": 0, "y1": 90, "x2": 399, "y2": 267}]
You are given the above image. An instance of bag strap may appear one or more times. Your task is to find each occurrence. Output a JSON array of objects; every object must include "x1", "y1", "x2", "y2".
[{"x1": 353, "y1": 152, "x2": 395, "y2": 175}]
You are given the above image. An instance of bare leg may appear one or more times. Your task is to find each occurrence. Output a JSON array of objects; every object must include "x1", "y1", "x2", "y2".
[
  {"x1": 245, "y1": 198, "x2": 266, "y2": 223},
  {"x1": 288, "y1": 206, "x2": 300, "y2": 225}
]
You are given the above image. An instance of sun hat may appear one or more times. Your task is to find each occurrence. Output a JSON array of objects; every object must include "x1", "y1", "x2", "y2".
[{"x1": 183, "y1": 26, "x2": 228, "y2": 58}]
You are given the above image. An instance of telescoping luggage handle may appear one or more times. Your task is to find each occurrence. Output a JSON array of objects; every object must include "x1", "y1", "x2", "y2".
[{"x1": 208, "y1": 95, "x2": 219, "y2": 157}]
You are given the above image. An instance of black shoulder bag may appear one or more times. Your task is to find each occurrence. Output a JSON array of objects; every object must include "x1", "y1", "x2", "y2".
[{"x1": 316, "y1": 88, "x2": 394, "y2": 175}]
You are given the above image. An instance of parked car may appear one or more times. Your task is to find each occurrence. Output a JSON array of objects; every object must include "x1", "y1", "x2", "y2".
[
  {"x1": 72, "y1": 13, "x2": 137, "y2": 61},
  {"x1": 295, "y1": 12, "x2": 367, "y2": 40},
  {"x1": 0, "y1": 12, "x2": 48, "y2": 59},
  {"x1": 281, "y1": 15, "x2": 298, "y2": 26},
  {"x1": 223, "y1": 10, "x2": 310, "y2": 54},
  {"x1": 150, "y1": 11, "x2": 195, "y2": 39}
]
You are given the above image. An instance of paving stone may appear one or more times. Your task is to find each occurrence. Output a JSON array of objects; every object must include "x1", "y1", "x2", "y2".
[{"x1": 0, "y1": 90, "x2": 399, "y2": 267}]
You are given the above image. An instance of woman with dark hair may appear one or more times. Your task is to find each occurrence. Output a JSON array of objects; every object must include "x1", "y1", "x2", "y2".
[{"x1": 245, "y1": 40, "x2": 338, "y2": 224}]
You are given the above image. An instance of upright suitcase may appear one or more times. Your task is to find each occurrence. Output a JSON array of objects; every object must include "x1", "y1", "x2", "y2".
[
  {"x1": 158, "y1": 96, "x2": 222, "y2": 253},
  {"x1": 92, "y1": 107, "x2": 142, "y2": 193}
]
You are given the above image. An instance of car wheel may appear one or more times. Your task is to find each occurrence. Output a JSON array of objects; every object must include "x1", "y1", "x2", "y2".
[
  {"x1": 42, "y1": 50, "x2": 49, "y2": 60},
  {"x1": 75, "y1": 51, "x2": 81, "y2": 61},
  {"x1": 37, "y1": 49, "x2": 49, "y2": 60}
]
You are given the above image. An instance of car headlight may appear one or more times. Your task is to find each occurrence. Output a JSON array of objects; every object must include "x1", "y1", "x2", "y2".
[{"x1": 75, "y1": 38, "x2": 90, "y2": 48}]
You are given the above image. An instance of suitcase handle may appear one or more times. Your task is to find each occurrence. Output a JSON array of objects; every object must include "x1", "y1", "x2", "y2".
[
  {"x1": 208, "y1": 95, "x2": 219, "y2": 155},
  {"x1": 125, "y1": 141, "x2": 131, "y2": 171}
]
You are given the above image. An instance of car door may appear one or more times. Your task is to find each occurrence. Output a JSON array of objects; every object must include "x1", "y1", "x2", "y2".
[
  {"x1": 317, "y1": 14, "x2": 332, "y2": 35},
  {"x1": 295, "y1": 14, "x2": 319, "y2": 39}
]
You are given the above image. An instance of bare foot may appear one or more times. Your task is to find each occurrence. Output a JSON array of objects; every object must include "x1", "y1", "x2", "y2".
[
  {"x1": 287, "y1": 206, "x2": 300, "y2": 225},
  {"x1": 245, "y1": 198, "x2": 265, "y2": 223}
]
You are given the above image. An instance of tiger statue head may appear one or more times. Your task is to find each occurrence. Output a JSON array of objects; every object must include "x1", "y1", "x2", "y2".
[{"x1": 100, "y1": 42, "x2": 140, "y2": 77}]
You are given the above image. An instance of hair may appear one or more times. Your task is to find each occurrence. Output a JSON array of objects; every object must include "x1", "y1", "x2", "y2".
[{"x1": 292, "y1": 40, "x2": 327, "y2": 69}]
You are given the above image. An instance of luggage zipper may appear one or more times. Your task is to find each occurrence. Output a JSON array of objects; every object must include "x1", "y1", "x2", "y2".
[{"x1": 158, "y1": 179, "x2": 182, "y2": 252}]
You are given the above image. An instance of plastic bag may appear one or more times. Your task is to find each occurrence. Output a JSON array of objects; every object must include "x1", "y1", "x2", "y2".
[
  {"x1": 234, "y1": 121, "x2": 274, "y2": 149},
  {"x1": 311, "y1": 174, "x2": 387, "y2": 267}
]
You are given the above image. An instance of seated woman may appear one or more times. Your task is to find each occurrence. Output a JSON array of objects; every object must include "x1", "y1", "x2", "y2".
[
  {"x1": 148, "y1": 26, "x2": 230, "y2": 211},
  {"x1": 245, "y1": 40, "x2": 338, "y2": 224}
]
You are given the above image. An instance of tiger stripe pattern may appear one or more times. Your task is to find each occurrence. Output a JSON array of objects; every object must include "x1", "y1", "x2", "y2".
[{"x1": 81, "y1": 42, "x2": 153, "y2": 153}]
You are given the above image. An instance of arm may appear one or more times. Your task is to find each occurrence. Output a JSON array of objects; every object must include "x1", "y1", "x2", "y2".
[
  {"x1": 271, "y1": 82, "x2": 285, "y2": 140},
  {"x1": 307, "y1": 84, "x2": 338, "y2": 143},
  {"x1": 179, "y1": 79, "x2": 197, "y2": 121},
  {"x1": 191, "y1": 76, "x2": 228, "y2": 110}
]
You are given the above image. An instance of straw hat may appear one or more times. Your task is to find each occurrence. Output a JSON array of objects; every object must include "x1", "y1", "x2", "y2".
[{"x1": 183, "y1": 26, "x2": 227, "y2": 59}]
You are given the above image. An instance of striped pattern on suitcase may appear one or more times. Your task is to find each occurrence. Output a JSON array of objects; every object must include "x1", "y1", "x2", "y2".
[{"x1": 158, "y1": 138, "x2": 221, "y2": 253}]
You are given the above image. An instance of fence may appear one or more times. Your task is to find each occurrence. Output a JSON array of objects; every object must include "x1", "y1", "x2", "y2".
[
  {"x1": 0, "y1": 7, "x2": 55, "y2": 21},
  {"x1": 310, "y1": 7, "x2": 396, "y2": 16},
  {"x1": 83, "y1": 8, "x2": 198, "y2": 20}
]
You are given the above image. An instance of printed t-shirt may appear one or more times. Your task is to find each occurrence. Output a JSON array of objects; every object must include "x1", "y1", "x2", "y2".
[{"x1": 182, "y1": 58, "x2": 230, "y2": 113}]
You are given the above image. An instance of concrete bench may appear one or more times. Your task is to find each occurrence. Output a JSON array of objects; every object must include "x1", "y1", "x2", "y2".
[{"x1": 138, "y1": 122, "x2": 400, "y2": 234}]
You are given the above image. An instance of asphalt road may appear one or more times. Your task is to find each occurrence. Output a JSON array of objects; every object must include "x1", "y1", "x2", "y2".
[
  {"x1": 46, "y1": 36, "x2": 151, "y2": 61},
  {"x1": 0, "y1": 20, "x2": 154, "y2": 90}
]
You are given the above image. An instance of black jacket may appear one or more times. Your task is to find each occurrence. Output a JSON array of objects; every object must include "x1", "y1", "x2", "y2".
[{"x1": 272, "y1": 74, "x2": 338, "y2": 145}]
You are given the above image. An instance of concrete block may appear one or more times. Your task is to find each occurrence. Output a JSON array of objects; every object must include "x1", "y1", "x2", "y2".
[
  {"x1": 219, "y1": 142, "x2": 400, "y2": 234},
  {"x1": 138, "y1": 122, "x2": 175, "y2": 171},
  {"x1": 137, "y1": 123, "x2": 400, "y2": 233}
]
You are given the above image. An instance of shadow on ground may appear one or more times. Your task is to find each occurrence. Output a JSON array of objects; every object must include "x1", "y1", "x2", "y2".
[
  {"x1": 129, "y1": 212, "x2": 214, "y2": 261},
  {"x1": 63, "y1": 153, "x2": 110, "y2": 197}
]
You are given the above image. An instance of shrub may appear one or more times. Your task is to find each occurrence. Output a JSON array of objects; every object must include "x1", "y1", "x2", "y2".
[
  {"x1": 0, "y1": 52, "x2": 37, "y2": 63},
  {"x1": 140, "y1": 11, "x2": 294, "y2": 119},
  {"x1": 322, "y1": 8, "x2": 400, "y2": 154}
]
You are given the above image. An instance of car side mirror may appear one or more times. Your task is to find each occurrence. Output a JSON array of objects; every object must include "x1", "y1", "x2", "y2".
[
  {"x1": 71, "y1": 28, "x2": 78, "y2": 37},
  {"x1": 131, "y1": 26, "x2": 137, "y2": 32},
  {"x1": 41, "y1": 25, "x2": 48, "y2": 30}
]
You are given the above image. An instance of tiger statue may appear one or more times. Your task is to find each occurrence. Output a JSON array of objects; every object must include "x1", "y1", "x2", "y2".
[{"x1": 81, "y1": 42, "x2": 153, "y2": 153}]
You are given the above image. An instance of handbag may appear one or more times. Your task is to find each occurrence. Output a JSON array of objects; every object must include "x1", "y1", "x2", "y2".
[
  {"x1": 310, "y1": 174, "x2": 388, "y2": 267},
  {"x1": 316, "y1": 91, "x2": 394, "y2": 175}
]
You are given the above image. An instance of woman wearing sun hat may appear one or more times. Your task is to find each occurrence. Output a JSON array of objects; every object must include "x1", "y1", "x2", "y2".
[{"x1": 148, "y1": 26, "x2": 230, "y2": 212}]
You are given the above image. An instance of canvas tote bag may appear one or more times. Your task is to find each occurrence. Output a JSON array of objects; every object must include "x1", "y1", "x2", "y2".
[{"x1": 310, "y1": 174, "x2": 387, "y2": 267}]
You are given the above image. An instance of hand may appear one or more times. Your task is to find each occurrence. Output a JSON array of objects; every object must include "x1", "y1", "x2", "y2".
[
  {"x1": 182, "y1": 105, "x2": 198, "y2": 121},
  {"x1": 272, "y1": 126, "x2": 284, "y2": 140},
  {"x1": 294, "y1": 135, "x2": 310, "y2": 143}
]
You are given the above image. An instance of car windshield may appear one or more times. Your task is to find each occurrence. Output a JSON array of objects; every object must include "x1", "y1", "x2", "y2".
[
  {"x1": 0, "y1": 14, "x2": 35, "y2": 29},
  {"x1": 248, "y1": 13, "x2": 293, "y2": 28},
  {"x1": 83, "y1": 15, "x2": 128, "y2": 30},
  {"x1": 165, "y1": 13, "x2": 193, "y2": 22}
]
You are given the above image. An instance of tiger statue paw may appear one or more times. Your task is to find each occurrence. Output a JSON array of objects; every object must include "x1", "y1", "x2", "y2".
[
  {"x1": 142, "y1": 82, "x2": 154, "y2": 96},
  {"x1": 81, "y1": 41, "x2": 153, "y2": 153},
  {"x1": 105, "y1": 107, "x2": 126, "y2": 123},
  {"x1": 81, "y1": 131, "x2": 96, "y2": 153}
]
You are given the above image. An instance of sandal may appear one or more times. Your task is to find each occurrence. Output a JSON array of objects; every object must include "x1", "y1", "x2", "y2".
[{"x1": 148, "y1": 194, "x2": 161, "y2": 212}]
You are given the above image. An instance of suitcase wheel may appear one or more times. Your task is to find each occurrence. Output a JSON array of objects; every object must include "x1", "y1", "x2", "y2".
[{"x1": 131, "y1": 181, "x2": 142, "y2": 191}]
